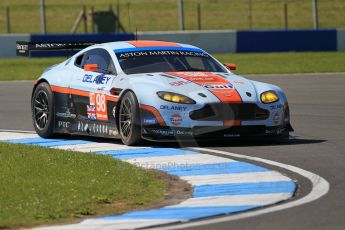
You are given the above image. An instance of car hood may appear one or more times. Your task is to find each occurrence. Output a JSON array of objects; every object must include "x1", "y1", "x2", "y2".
[{"x1": 125, "y1": 71, "x2": 258, "y2": 103}]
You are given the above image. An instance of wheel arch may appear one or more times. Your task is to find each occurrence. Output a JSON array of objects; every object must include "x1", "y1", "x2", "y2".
[
  {"x1": 32, "y1": 78, "x2": 50, "y2": 98},
  {"x1": 115, "y1": 89, "x2": 140, "y2": 132}
]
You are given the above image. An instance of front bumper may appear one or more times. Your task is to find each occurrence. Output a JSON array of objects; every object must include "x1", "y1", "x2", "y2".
[{"x1": 142, "y1": 124, "x2": 293, "y2": 142}]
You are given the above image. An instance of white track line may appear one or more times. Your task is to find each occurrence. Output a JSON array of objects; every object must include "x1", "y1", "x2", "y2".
[
  {"x1": 56, "y1": 143, "x2": 146, "y2": 152},
  {"x1": 125, "y1": 154, "x2": 235, "y2": 167},
  {"x1": 0, "y1": 131, "x2": 38, "y2": 140},
  {"x1": 166, "y1": 193, "x2": 293, "y2": 208},
  {"x1": 151, "y1": 148, "x2": 330, "y2": 230},
  {"x1": 36, "y1": 219, "x2": 179, "y2": 230},
  {"x1": 181, "y1": 171, "x2": 292, "y2": 186}
]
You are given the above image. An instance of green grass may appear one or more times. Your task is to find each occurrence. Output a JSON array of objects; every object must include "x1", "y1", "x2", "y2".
[
  {"x1": 214, "y1": 52, "x2": 345, "y2": 75},
  {"x1": 0, "y1": 57, "x2": 63, "y2": 81},
  {"x1": 1, "y1": 52, "x2": 345, "y2": 81},
  {"x1": 0, "y1": 142, "x2": 166, "y2": 228},
  {"x1": 0, "y1": 0, "x2": 344, "y2": 33}
]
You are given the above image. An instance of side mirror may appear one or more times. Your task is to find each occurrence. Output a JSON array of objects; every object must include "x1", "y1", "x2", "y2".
[
  {"x1": 224, "y1": 63, "x2": 236, "y2": 71},
  {"x1": 84, "y1": 64, "x2": 99, "y2": 72}
]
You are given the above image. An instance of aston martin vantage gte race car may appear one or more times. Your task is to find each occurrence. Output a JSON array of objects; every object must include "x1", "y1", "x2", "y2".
[{"x1": 17, "y1": 40, "x2": 293, "y2": 145}]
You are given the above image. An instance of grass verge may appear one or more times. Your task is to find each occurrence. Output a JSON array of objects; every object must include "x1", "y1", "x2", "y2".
[
  {"x1": 0, "y1": 0, "x2": 344, "y2": 33},
  {"x1": 0, "y1": 142, "x2": 166, "y2": 229},
  {"x1": 1, "y1": 52, "x2": 345, "y2": 81},
  {"x1": 215, "y1": 52, "x2": 345, "y2": 75}
]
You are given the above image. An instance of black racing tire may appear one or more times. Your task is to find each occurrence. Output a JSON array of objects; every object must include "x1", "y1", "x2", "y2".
[
  {"x1": 119, "y1": 91, "x2": 142, "y2": 146},
  {"x1": 31, "y1": 82, "x2": 55, "y2": 138}
]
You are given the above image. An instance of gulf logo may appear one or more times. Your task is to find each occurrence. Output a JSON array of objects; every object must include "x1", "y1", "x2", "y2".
[{"x1": 170, "y1": 114, "x2": 182, "y2": 126}]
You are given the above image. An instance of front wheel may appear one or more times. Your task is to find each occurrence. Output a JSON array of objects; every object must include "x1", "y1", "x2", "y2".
[
  {"x1": 31, "y1": 82, "x2": 55, "y2": 138},
  {"x1": 119, "y1": 91, "x2": 141, "y2": 146}
]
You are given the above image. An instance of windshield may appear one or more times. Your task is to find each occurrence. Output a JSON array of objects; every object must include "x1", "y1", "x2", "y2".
[{"x1": 114, "y1": 47, "x2": 227, "y2": 74}]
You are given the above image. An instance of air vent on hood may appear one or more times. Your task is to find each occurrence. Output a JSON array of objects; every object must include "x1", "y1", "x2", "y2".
[{"x1": 160, "y1": 74, "x2": 176, "y2": 79}]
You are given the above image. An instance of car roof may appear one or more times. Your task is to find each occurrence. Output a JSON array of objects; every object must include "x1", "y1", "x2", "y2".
[{"x1": 94, "y1": 40, "x2": 203, "y2": 51}]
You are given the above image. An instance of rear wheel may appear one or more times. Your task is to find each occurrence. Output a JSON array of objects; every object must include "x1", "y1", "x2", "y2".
[
  {"x1": 31, "y1": 82, "x2": 55, "y2": 138},
  {"x1": 119, "y1": 91, "x2": 141, "y2": 146}
]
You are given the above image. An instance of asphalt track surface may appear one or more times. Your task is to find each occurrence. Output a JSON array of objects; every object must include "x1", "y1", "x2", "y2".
[{"x1": 0, "y1": 73, "x2": 344, "y2": 230}]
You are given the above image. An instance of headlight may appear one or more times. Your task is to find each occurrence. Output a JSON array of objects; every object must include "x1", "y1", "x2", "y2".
[
  {"x1": 260, "y1": 91, "x2": 279, "y2": 104},
  {"x1": 157, "y1": 91, "x2": 196, "y2": 104}
]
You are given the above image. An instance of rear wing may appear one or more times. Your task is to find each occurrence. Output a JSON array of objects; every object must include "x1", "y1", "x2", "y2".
[{"x1": 16, "y1": 41, "x2": 95, "y2": 57}]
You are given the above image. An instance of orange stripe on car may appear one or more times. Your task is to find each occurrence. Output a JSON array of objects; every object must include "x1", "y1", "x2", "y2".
[
  {"x1": 224, "y1": 120, "x2": 241, "y2": 126},
  {"x1": 140, "y1": 104, "x2": 166, "y2": 126},
  {"x1": 128, "y1": 40, "x2": 180, "y2": 47},
  {"x1": 51, "y1": 85, "x2": 70, "y2": 94},
  {"x1": 105, "y1": 95, "x2": 119, "y2": 102},
  {"x1": 51, "y1": 85, "x2": 119, "y2": 102}
]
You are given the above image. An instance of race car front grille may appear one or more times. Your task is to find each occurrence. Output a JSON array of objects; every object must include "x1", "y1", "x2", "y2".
[{"x1": 189, "y1": 103, "x2": 269, "y2": 121}]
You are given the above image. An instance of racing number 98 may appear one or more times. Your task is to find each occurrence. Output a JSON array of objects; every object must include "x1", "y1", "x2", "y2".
[
  {"x1": 96, "y1": 94, "x2": 106, "y2": 113},
  {"x1": 90, "y1": 92, "x2": 108, "y2": 120}
]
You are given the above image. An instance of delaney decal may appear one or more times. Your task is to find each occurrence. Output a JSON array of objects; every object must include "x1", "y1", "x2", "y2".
[
  {"x1": 170, "y1": 114, "x2": 182, "y2": 126},
  {"x1": 160, "y1": 105, "x2": 187, "y2": 111},
  {"x1": 82, "y1": 74, "x2": 111, "y2": 85}
]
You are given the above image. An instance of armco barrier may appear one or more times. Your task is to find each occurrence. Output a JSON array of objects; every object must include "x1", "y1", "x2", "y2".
[
  {"x1": 337, "y1": 29, "x2": 345, "y2": 51},
  {"x1": 0, "y1": 30, "x2": 344, "y2": 58},
  {"x1": 237, "y1": 29, "x2": 337, "y2": 53},
  {"x1": 0, "y1": 34, "x2": 30, "y2": 58}
]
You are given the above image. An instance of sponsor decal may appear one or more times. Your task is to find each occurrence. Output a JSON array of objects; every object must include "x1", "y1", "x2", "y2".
[
  {"x1": 143, "y1": 118, "x2": 157, "y2": 125},
  {"x1": 273, "y1": 112, "x2": 280, "y2": 125},
  {"x1": 224, "y1": 134, "x2": 241, "y2": 137},
  {"x1": 56, "y1": 110, "x2": 76, "y2": 119},
  {"x1": 234, "y1": 81, "x2": 245, "y2": 84},
  {"x1": 82, "y1": 74, "x2": 111, "y2": 85},
  {"x1": 270, "y1": 104, "x2": 283, "y2": 110},
  {"x1": 118, "y1": 50, "x2": 209, "y2": 59},
  {"x1": 16, "y1": 44, "x2": 28, "y2": 52},
  {"x1": 176, "y1": 72, "x2": 209, "y2": 77},
  {"x1": 58, "y1": 121, "x2": 70, "y2": 128},
  {"x1": 87, "y1": 105, "x2": 97, "y2": 120},
  {"x1": 169, "y1": 80, "x2": 190, "y2": 87},
  {"x1": 203, "y1": 84, "x2": 233, "y2": 89},
  {"x1": 90, "y1": 92, "x2": 108, "y2": 120},
  {"x1": 108, "y1": 129, "x2": 118, "y2": 136},
  {"x1": 170, "y1": 114, "x2": 182, "y2": 126},
  {"x1": 265, "y1": 128, "x2": 285, "y2": 135},
  {"x1": 77, "y1": 121, "x2": 117, "y2": 136},
  {"x1": 112, "y1": 106, "x2": 116, "y2": 118},
  {"x1": 148, "y1": 128, "x2": 193, "y2": 137},
  {"x1": 160, "y1": 105, "x2": 187, "y2": 111}
]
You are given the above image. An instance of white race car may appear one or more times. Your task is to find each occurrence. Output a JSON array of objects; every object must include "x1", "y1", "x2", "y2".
[{"x1": 17, "y1": 40, "x2": 293, "y2": 145}]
